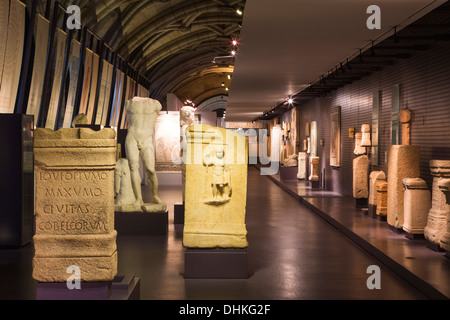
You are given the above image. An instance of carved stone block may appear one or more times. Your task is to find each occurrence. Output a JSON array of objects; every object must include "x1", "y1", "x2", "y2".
[
  {"x1": 402, "y1": 178, "x2": 431, "y2": 235},
  {"x1": 297, "y1": 152, "x2": 307, "y2": 179},
  {"x1": 353, "y1": 155, "x2": 369, "y2": 199},
  {"x1": 33, "y1": 128, "x2": 118, "y2": 282},
  {"x1": 387, "y1": 145, "x2": 420, "y2": 229}
]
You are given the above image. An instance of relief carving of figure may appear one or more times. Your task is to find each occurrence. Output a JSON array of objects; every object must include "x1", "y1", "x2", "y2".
[{"x1": 203, "y1": 144, "x2": 232, "y2": 205}]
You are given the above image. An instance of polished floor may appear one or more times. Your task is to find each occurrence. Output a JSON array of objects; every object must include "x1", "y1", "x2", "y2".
[{"x1": 0, "y1": 166, "x2": 446, "y2": 300}]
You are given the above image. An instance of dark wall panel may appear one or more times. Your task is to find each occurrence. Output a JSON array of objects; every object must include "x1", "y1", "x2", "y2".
[{"x1": 295, "y1": 39, "x2": 450, "y2": 197}]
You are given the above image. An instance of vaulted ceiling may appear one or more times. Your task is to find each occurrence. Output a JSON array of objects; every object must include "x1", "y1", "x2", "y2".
[{"x1": 42, "y1": 0, "x2": 246, "y2": 106}]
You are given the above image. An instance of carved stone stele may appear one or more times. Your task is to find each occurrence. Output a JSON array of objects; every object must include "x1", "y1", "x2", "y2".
[
  {"x1": 369, "y1": 171, "x2": 386, "y2": 206},
  {"x1": 353, "y1": 155, "x2": 369, "y2": 199},
  {"x1": 183, "y1": 125, "x2": 248, "y2": 248},
  {"x1": 402, "y1": 178, "x2": 431, "y2": 235},
  {"x1": 437, "y1": 178, "x2": 450, "y2": 251},
  {"x1": 297, "y1": 152, "x2": 307, "y2": 179},
  {"x1": 309, "y1": 156, "x2": 319, "y2": 182},
  {"x1": 180, "y1": 106, "x2": 195, "y2": 202},
  {"x1": 376, "y1": 182, "x2": 388, "y2": 217},
  {"x1": 424, "y1": 160, "x2": 450, "y2": 246},
  {"x1": 387, "y1": 145, "x2": 420, "y2": 229},
  {"x1": 33, "y1": 128, "x2": 117, "y2": 282}
]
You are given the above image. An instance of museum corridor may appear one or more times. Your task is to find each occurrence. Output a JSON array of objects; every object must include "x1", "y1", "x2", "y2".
[{"x1": 0, "y1": 166, "x2": 435, "y2": 300}]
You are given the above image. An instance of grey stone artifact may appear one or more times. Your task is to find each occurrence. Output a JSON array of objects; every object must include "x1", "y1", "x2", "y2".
[{"x1": 33, "y1": 127, "x2": 118, "y2": 282}]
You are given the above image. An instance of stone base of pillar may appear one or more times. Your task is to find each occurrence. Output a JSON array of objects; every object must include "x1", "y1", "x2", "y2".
[
  {"x1": 388, "y1": 224, "x2": 404, "y2": 234},
  {"x1": 174, "y1": 203, "x2": 185, "y2": 225},
  {"x1": 355, "y1": 198, "x2": 368, "y2": 208},
  {"x1": 114, "y1": 211, "x2": 168, "y2": 235},
  {"x1": 405, "y1": 232, "x2": 425, "y2": 240}
]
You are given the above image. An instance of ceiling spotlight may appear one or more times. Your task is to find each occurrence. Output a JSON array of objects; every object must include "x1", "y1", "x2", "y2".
[
  {"x1": 226, "y1": 87, "x2": 229, "y2": 91},
  {"x1": 227, "y1": 74, "x2": 232, "y2": 80},
  {"x1": 231, "y1": 50, "x2": 236, "y2": 56},
  {"x1": 232, "y1": 39, "x2": 238, "y2": 46},
  {"x1": 236, "y1": 8, "x2": 243, "y2": 15},
  {"x1": 221, "y1": 82, "x2": 225, "y2": 86}
]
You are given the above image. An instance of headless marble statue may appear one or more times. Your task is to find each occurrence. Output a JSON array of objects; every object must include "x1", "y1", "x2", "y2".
[{"x1": 121, "y1": 97, "x2": 166, "y2": 212}]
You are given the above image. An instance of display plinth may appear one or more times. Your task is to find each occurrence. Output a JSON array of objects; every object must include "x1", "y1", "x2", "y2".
[
  {"x1": 310, "y1": 181, "x2": 320, "y2": 189},
  {"x1": 388, "y1": 224, "x2": 404, "y2": 234},
  {"x1": 426, "y1": 241, "x2": 445, "y2": 252},
  {"x1": 355, "y1": 198, "x2": 368, "y2": 208},
  {"x1": 368, "y1": 204, "x2": 377, "y2": 218},
  {"x1": 280, "y1": 166, "x2": 298, "y2": 181},
  {"x1": 405, "y1": 233, "x2": 425, "y2": 240},
  {"x1": 174, "y1": 203, "x2": 185, "y2": 224},
  {"x1": 36, "y1": 274, "x2": 140, "y2": 300},
  {"x1": 111, "y1": 275, "x2": 140, "y2": 300},
  {"x1": 377, "y1": 215, "x2": 387, "y2": 222},
  {"x1": 114, "y1": 211, "x2": 168, "y2": 235},
  {"x1": 184, "y1": 248, "x2": 248, "y2": 279},
  {"x1": 36, "y1": 281, "x2": 112, "y2": 300}
]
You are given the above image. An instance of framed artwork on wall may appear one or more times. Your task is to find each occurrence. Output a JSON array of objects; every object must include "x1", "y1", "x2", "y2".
[{"x1": 330, "y1": 106, "x2": 341, "y2": 167}]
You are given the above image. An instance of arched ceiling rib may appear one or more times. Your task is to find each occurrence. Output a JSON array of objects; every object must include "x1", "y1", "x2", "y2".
[{"x1": 52, "y1": 0, "x2": 247, "y2": 107}]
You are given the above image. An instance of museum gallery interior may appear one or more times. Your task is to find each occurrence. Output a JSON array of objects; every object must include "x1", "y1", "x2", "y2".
[{"x1": 0, "y1": 0, "x2": 449, "y2": 302}]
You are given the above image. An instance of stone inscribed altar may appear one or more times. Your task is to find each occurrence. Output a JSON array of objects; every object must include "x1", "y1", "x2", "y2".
[
  {"x1": 183, "y1": 125, "x2": 248, "y2": 248},
  {"x1": 33, "y1": 128, "x2": 118, "y2": 282},
  {"x1": 353, "y1": 155, "x2": 369, "y2": 199}
]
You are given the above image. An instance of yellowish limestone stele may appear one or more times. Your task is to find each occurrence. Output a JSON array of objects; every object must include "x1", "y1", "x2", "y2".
[
  {"x1": 33, "y1": 128, "x2": 117, "y2": 282},
  {"x1": 183, "y1": 124, "x2": 248, "y2": 248}
]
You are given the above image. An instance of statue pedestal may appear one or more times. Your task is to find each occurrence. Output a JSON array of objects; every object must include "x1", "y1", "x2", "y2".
[
  {"x1": 355, "y1": 198, "x2": 368, "y2": 208},
  {"x1": 174, "y1": 202, "x2": 185, "y2": 224},
  {"x1": 114, "y1": 211, "x2": 168, "y2": 235},
  {"x1": 280, "y1": 166, "x2": 298, "y2": 181},
  {"x1": 36, "y1": 274, "x2": 140, "y2": 300},
  {"x1": 184, "y1": 248, "x2": 248, "y2": 279}
]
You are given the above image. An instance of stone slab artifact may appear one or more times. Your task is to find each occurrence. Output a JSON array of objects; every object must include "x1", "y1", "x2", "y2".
[
  {"x1": 424, "y1": 160, "x2": 450, "y2": 246},
  {"x1": 437, "y1": 178, "x2": 450, "y2": 251},
  {"x1": 309, "y1": 156, "x2": 319, "y2": 182},
  {"x1": 360, "y1": 124, "x2": 371, "y2": 147},
  {"x1": 399, "y1": 109, "x2": 412, "y2": 145},
  {"x1": 353, "y1": 155, "x2": 369, "y2": 199},
  {"x1": 33, "y1": 128, "x2": 118, "y2": 282},
  {"x1": 282, "y1": 153, "x2": 298, "y2": 167},
  {"x1": 353, "y1": 133, "x2": 366, "y2": 155},
  {"x1": 402, "y1": 178, "x2": 431, "y2": 235},
  {"x1": 117, "y1": 97, "x2": 167, "y2": 213},
  {"x1": 297, "y1": 152, "x2": 307, "y2": 179},
  {"x1": 387, "y1": 145, "x2": 420, "y2": 229},
  {"x1": 183, "y1": 124, "x2": 248, "y2": 248},
  {"x1": 369, "y1": 171, "x2": 386, "y2": 206},
  {"x1": 376, "y1": 182, "x2": 388, "y2": 218},
  {"x1": 180, "y1": 106, "x2": 195, "y2": 202}
]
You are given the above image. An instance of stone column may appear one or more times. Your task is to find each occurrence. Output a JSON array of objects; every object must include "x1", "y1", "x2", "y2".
[
  {"x1": 297, "y1": 152, "x2": 307, "y2": 179},
  {"x1": 376, "y1": 182, "x2": 388, "y2": 220},
  {"x1": 399, "y1": 109, "x2": 411, "y2": 145},
  {"x1": 437, "y1": 178, "x2": 450, "y2": 252},
  {"x1": 33, "y1": 128, "x2": 117, "y2": 282},
  {"x1": 183, "y1": 125, "x2": 248, "y2": 248},
  {"x1": 309, "y1": 156, "x2": 320, "y2": 188},
  {"x1": 402, "y1": 178, "x2": 431, "y2": 238},
  {"x1": 368, "y1": 171, "x2": 386, "y2": 217},
  {"x1": 424, "y1": 160, "x2": 450, "y2": 248},
  {"x1": 387, "y1": 145, "x2": 420, "y2": 230},
  {"x1": 353, "y1": 155, "x2": 369, "y2": 206},
  {"x1": 360, "y1": 124, "x2": 371, "y2": 147}
]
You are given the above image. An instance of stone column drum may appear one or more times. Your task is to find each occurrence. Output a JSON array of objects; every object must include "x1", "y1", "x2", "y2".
[
  {"x1": 424, "y1": 160, "x2": 450, "y2": 247},
  {"x1": 183, "y1": 124, "x2": 248, "y2": 248},
  {"x1": 402, "y1": 178, "x2": 431, "y2": 236},
  {"x1": 387, "y1": 145, "x2": 420, "y2": 229},
  {"x1": 368, "y1": 171, "x2": 386, "y2": 217},
  {"x1": 33, "y1": 128, "x2": 118, "y2": 282},
  {"x1": 297, "y1": 152, "x2": 307, "y2": 179},
  {"x1": 376, "y1": 182, "x2": 388, "y2": 219},
  {"x1": 437, "y1": 178, "x2": 450, "y2": 252}
]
